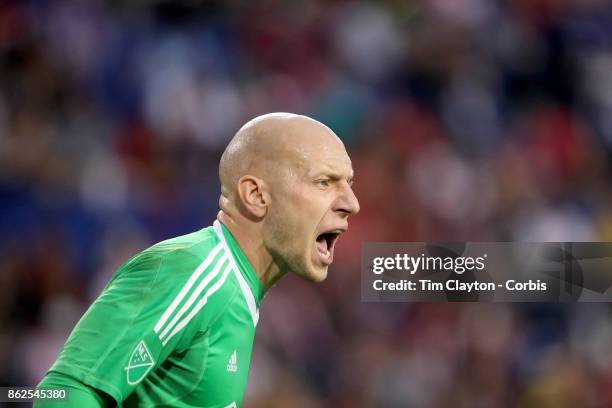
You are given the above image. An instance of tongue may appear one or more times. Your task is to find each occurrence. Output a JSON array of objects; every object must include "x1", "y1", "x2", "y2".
[{"x1": 316, "y1": 236, "x2": 328, "y2": 253}]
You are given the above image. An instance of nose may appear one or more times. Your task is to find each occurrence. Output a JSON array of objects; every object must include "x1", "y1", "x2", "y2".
[{"x1": 336, "y1": 181, "x2": 360, "y2": 216}]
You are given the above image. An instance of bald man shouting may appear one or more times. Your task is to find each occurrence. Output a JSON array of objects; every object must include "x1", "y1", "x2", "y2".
[{"x1": 35, "y1": 113, "x2": 360, "y2": 407}]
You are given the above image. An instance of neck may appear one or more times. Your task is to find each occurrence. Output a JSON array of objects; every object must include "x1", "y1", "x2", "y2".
[{"x1": 217, "y1": 210, "x2": 287, "y2": 292}]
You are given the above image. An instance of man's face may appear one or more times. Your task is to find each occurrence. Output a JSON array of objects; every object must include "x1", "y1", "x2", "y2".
[{"x1": 262, "y1": 133, "x2": 360, "y2": 282}]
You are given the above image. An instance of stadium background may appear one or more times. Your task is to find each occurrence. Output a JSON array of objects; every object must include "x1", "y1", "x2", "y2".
[{"x1": 2, "y1": 0, "x2": 612, "y2": 406}]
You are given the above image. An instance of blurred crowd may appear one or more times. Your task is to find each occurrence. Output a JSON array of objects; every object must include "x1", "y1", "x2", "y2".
[{"x1": 2, "y1": 0, "x2": 612, "y2": 406}]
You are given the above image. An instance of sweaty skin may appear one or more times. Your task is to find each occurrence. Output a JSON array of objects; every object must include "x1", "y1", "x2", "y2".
[{"x1": 218, "y1": 113, "x2": 360, "y2": 290}]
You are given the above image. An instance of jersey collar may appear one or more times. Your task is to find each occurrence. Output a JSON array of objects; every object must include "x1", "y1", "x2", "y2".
[{"x1": 213, "y1": 220, "x2": 264, "y2": 308}]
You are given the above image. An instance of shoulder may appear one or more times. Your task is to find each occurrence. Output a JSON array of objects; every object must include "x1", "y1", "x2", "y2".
[
  {"x1": 149, "y1": 226, "x2": 220, "y2": 264},
  {"x1": 117, "y1": 227, "x2": 221, "y2": 280},
  {"x1": 102, "y1": 226, "x2": 235, "y2": 308},
  {"x1": 103, "y1": 226, "x2": 239, "y2": 339},
  {"x1": 144, "y1": 225, "x2": 241, "y2": 308}
]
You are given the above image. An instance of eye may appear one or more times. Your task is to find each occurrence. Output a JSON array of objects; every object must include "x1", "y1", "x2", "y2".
[{"x1": 316, "y1": 179, "x2": 330, "y2": 188}]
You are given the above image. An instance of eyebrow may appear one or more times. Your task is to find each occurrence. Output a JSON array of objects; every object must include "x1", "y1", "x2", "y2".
[{"x1": 310, "y1": 169, "x2": 354, "y2": 181}]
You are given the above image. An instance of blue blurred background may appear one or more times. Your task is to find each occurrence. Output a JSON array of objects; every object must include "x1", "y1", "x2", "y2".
[{"x1": 2, "y1": 0, "x2": 612, "y2": 406}]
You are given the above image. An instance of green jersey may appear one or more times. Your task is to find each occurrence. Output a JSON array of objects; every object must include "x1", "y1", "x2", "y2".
[{"x1": 39, "y1": 220, "x2": 264, "y2": 407}]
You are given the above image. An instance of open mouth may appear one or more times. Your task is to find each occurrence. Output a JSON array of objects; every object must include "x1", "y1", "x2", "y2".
[{"x1": 315, "y1": 229, "x2": 344, "y2": 265}]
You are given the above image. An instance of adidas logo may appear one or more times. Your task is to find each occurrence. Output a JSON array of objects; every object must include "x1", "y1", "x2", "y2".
[{"x1": 226, "y1": 350, "x2": 238, "y2": 372}]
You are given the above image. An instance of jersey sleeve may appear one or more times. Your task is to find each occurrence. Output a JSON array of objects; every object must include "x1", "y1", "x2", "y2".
[
  {"x1": 47, "y1": 245, "x2": 228, "y2": 404},
  {"x1": 35, "y1": 371, "x2": 112, "y2": 407}
]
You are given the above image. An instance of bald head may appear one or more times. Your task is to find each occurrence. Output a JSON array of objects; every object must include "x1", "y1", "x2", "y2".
[{"x1": 219, "y1": 112, "x2": 344, "y2": 202}]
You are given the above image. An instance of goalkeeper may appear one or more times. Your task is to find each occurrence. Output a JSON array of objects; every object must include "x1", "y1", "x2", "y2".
[{"x1": 35, "y1": 113, "x2": 360, "y2": 407}]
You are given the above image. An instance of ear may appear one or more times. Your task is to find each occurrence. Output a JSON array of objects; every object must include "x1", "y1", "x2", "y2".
[{"x1": 236, "y1": 175, "x2": 269, "y2": 219}]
